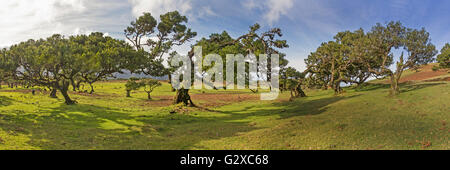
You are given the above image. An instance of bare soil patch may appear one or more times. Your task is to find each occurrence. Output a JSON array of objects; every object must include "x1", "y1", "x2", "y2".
[
  {"x1": 139, "y1": 93, "x2": 260, "y2": 107},
  {"x1": 191, "y1": 93, "x2": 260, "y2": 107}
]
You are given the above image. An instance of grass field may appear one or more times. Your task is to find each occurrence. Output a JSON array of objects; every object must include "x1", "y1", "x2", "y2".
[{"x1": 0, "y1": 71, "x2": 449, "y2": 150}]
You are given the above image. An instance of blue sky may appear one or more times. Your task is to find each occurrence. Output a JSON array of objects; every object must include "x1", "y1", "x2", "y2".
[{"x1": 1, "y1": 0, "x2": 449, "y2": 71}]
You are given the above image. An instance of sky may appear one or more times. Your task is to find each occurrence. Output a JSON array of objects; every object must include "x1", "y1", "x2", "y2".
[{"x1": 1, "y1": 0, "x2": 449, "y2": 71}]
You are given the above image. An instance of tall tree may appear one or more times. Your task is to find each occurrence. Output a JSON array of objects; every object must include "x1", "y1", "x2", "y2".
[
  {"x1": 304, "y1": 29, "x2": 375, "y2": 94},
  {"x1": 173, "y1": 23, "x2": 289, "y2": 105},
  {"x1": 304, "y1": 42, "x2": 337, "y2": 91},
  {"x1": 125, "y1": 11, "x2": 197, "y2": 106},
  {"x1": 74, "y1": 32, "x2": 141, "y2": 94},
  {"x1": 437, "y1": 43, "x2": 450, "y2": 68},
  {"x1": 0, "y1": 48, "x2": 18, "y2": 89},
  {"x1": 361, "y1": 22, "x2": 437, "y2": 95},
  {"x1": 124, "y1": 11, "x2": 197, "y2": 77},
  {"x1": 8, "y1": 33, "x2": 137, "y2": 104},
  {"x1": 9, "y1": 35, "x2": 78, "y2": 104}
]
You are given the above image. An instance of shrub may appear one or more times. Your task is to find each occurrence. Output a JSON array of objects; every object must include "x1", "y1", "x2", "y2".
[{"x1": 432, "y1": 65, "x2": 440, "y2": 71}]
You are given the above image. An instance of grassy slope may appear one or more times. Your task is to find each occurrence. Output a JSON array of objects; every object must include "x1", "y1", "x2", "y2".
[
  {"x1": 0, "y1": 79, "x2": 448, "y2": 150},
  {"x1": 370, "y1": 63, "x2": 449, "y2": 84},
  {"x1": 195, "y1": 82, "x2": 449, "y2": 149}
]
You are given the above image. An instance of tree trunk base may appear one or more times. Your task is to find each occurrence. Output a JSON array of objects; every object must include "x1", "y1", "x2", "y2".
[
  {"x1": 50, "y1": 89, "x2": 58, "y2": 98},
  {"x1": 173, "y1": 88, "x2": 195, "y2": 106},
  {"x1": 147, "y1": 93, "x2": 152, "y2": 100},
  {"x1": 60, "y1": 88, "x2": 76, "y2": 105}
]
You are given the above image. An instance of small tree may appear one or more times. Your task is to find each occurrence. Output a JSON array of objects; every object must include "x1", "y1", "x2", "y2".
[
  {"x1": 142, "y1": 79, "x2": 161, "y2": 100},
  {"x1": 437, "y1": 43, "x2": 450, "y2": 68},
  {"x1": 284, "y1": 67, "x2": 306, "y2": 101},
  {"x1": 125, "y1": 77, "x2": 142, "y2": 97}
]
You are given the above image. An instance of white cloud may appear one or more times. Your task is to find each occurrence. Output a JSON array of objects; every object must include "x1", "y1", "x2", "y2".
[
  {"x1": 198, "y1": 6, "x2": 217, "y2": 18},
  {"x1": 128, "y1": 0, "x2": 192, "y2": 18},
  {"x1": 242, "y1": 0, "x2": 262, "y2": 10},
  {"x1": 263, "y1": 0, "x2": 293, "y2": 25},
  {"x1": 128, "y1": 0, "x2": 219, "y2": 22},
  {"x1": 126, "y1": 0, "x2": 213, "y2": 59},
  {"x1": 0, "y1": 0, "x2": 128, "y2": 47},
  {"x1": 242, "y1": 0, "x2": 293, "y2": 25},
  {"x1": 0, "y1": 0, "x2": 87, "y2": 46}
]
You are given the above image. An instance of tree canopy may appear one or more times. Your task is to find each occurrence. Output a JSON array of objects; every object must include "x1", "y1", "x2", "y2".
[
  {"x1": 304, "y1": 21, "x2": 437, "y2": 95},
  {"x1": 437, "y1": 43, "x2": 450, "y2": 68},
  {"x1": 6, "y1": 33, "x2": 141, "y2": 104}
]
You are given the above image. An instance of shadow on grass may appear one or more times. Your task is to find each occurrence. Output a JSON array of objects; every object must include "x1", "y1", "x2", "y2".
[
  {"x1": 0, "y1": 86, "x2": 379, "y2": 150},
  {"x1": 0, "y1": 91, "x2": 357, "y2": 149},
  {"x1": 274, "y1": 95, "x2": 360, "y2": 119},
  {"x1": 352, "y1": 83, "x2": 390, "y2": 92},
  {"x1": 352, "y1": 82, "x2": 445, "y2": 93},
  {"x1": 400, "y1": 82, "x2": 446, "y2": 93},
  {"x1": 0, "y1": 95, "x2": 14, "y2": 107},
  {"x1": 212, "y1": 94, "x2": 361, "y2": 121},
  {"x1": 0, "y1": 102, "x2": 260, "y2": 149}
]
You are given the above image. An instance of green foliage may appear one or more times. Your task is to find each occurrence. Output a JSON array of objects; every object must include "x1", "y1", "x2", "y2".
[
  {"x1": 5, "y1": 33, "x2": 138, "y2": 104},
  {"x1": 305, "y1": 29, "x2": 370, "y2": 93},
  {"x1": 125, "y1": 77, "x2": 142, "y2": 91},
  {"x1": 437, "y1": 43, "x2": 450, "y2": 68},
  {"x1": 124, "y1": 78, "x2": 161, "y2": 99},
  {"x1": 8, "y1": 35, "x2": 79, "y2": 104},
  {"x1": 142, "y1": 79, "x2": 162, "y2": 93},
  {"x1": 305, "y1": 21, "x2": 437, "y2": 95},
  {"x1": 71, "y1": 32, "x2": 140, "y2": 93},
  {"x1": 124, "y1": 11, "x2": 197, "y2": 77},
  {"x1": 193, "y1": 23, "x2": 290, "y2": 89},
  {"x1": 0, "y1": 48, "x2": 18, "y2": 85},
  {"x1": 432, "y1": 65, "x2": 440, "y2": 71},
  {"x1": 281, "y1": 67, "x2": 302, "y2": 90},
  {"x1": 142, "y1": 79, "x2": 162, "y2": 99}
]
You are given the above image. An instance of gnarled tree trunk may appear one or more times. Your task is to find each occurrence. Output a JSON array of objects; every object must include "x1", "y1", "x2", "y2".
[
  {"x1": 333, "y1": 81, "x2": 343, "y2": 94},
  {"x1": 60, "y1": 88, "x2": 75, "y2": 105},
  {"x1": 50, "y1": 88, "x2": 58, "y2": 98},
  {"x1": 390, "y1": 74, "x2": 401, "y2": 95},
  {"x1": 89, "y1": 82, "x2": 94, "y2": 94},
  {"x1": 70, "y1": 78, "x2": 77, "y2": 91},
  {"x1": 147, "y1": 92, "x2": 152, "y2": 100},
  {"x1": 57, "y1": 80, "x2": 76, "y2": 105},
  {"x1": 289, "y1": 80, "x2": 306, "y2": 101},
  {"x1": 168, "y1": 74, "x2": 176, "y2": 92},
  {"x1": 173, "y1": 88, "x2": 195, "y2": 106},
  {"x1": 390, "y1": 63, "x2": 404, "y2": 95}
]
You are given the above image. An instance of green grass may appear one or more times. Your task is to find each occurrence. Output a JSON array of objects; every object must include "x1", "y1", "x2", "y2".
[{"x1": 0, "y1": 80, "x2": 448, "y2": 150}]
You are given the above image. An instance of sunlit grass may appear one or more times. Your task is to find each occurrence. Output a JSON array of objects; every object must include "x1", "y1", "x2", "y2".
[{"x1": 0, "y1": 79, "x2": 448, "y2": 150}]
